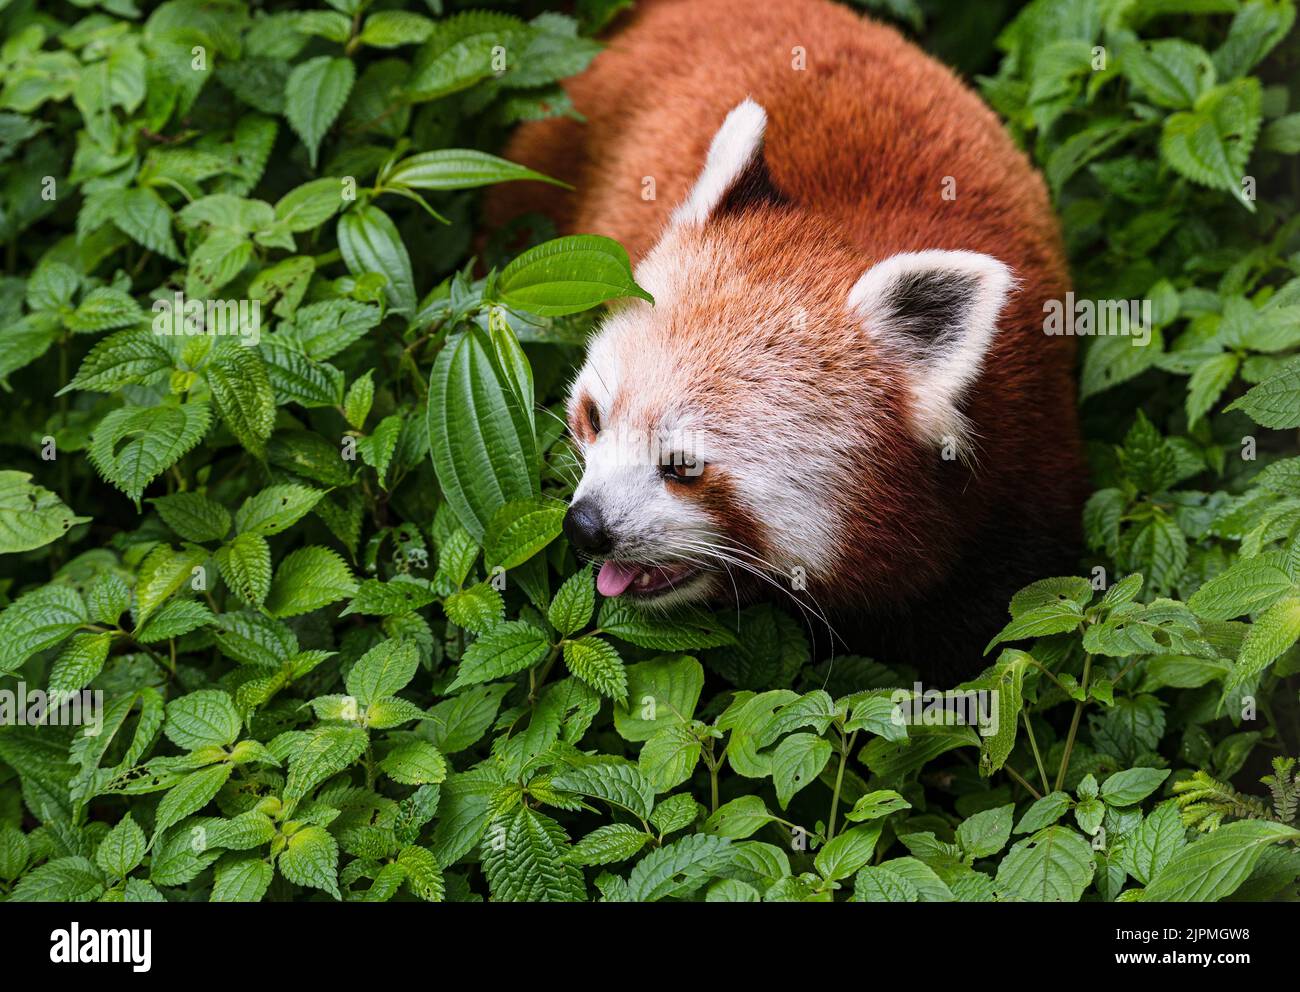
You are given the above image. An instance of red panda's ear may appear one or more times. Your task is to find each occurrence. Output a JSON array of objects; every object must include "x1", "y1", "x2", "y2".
[
  {"x1": 671, "y1": 99, "x2": 786, "y2": 227},
  {"x1": 848, "y1": 250, "x2": 1015, "y2": 449}
]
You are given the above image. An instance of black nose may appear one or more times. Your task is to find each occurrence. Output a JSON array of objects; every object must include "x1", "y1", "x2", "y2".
[{"x1": 563, "y1": 499, "x2": 612, "y2": 554}]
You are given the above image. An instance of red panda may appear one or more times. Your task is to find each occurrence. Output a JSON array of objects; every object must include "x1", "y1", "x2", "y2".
[{"x1": 484, "y1": 0, "x2": 1087, "y2": 677}]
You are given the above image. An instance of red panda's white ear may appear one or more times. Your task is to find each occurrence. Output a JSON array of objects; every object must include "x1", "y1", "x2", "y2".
[
  {"x1": 672, "y1": 99, "x2": 784, "y2": 226},
  {"x1": 848, "y1": 250, "x2": 1015, "y2": 449}
]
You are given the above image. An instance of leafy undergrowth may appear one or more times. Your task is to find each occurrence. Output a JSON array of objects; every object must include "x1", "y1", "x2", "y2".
[{"x1": 1, "y1": 0, "x2": 1299, "y2": 903}]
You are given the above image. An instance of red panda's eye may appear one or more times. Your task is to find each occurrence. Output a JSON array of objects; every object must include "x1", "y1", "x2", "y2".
[
  {"x1": 587, "y1": 404, "x2": 601, "y2": 436},
  {"x1": 662, "y1": 458, "x2": 703, "y2": 483}
]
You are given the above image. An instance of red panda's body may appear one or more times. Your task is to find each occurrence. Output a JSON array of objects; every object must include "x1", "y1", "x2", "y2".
[{"x1": 486, "y1": 0, "x2": 1087, "y2": 677}]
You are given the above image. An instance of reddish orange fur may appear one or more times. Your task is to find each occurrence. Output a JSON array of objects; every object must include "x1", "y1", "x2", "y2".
[{"x1": 485, "y1": 0, "x2": 1087, "y2": 673}]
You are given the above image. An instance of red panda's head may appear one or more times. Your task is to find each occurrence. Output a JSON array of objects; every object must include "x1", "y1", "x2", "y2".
[{"x1": 563, "y1": 100, "x2": 1015, "y2": 612}]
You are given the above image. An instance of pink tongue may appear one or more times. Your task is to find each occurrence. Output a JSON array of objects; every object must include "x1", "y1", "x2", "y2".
[{"x1": 597, "y1": 561, "x2": 641, "y2": 597}]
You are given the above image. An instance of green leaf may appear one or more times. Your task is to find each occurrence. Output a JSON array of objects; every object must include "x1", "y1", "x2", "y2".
[
  {"x1": 650, "y1": 793, "x2": 701, "y2": 835},
  {"x1": 207, "y1": 346, "x2": 276, "y2": 458},
  {"x1": 0, "y1": 583, "x2": 88, "y2": 672},
  {"x1": 551, "y1": 762, "x2": 655, "y2": 821},
  {"x1": 273, "y1": 177, "x2": 345, "y2": 232},
  {"x1": 216, "y1": 532, "x2": 272, "y2": 606},
  {"x1": 1120, "y1": 39, "x2": 1215, "y2": 109},
  {"x1": 338, "y1": 204, "x2": 416, "y2": 315},
  {"x1": 562, "y1": 635, "x2": 627, "y2": 702},
  {"x1": 150, "y1": 492, "x2": 231, "y2": 543},
  {"x1": 345, "y1": 638, "x2": 420, "y2": 705},
  {"x1": 343, "y1": 369, "x2": 375, "y2": 430},
  {"x1": 496, "y1": 235, "x2": 653, "y2": 317},
  {"x1": 771, "y1": 732, "x2": 832, "y2": 810},
  {"x1": 598, "y1": 599, "x2": 734, "y2": 651},
  {"x1": 385, "y1": 149, "x2": 568, "y2": 190},
  {"x1": 1160, "y1": 77, "x2": 1262, "y2": 210},
  {"x1": 1101, "y1": 768, "x2": 1171, "y2": 806},
  {"x1": 1230, "y1": 596, "x2": 1300, "y2": 691},
  {"x1": 967, "y1": 649, "x2": 1031, "y2": 775},
  {"x1": 845, "y1": 789, "x2": 913, "y2": 824},
  {"x1": 114, "y1": 187, "x2": 181, "y2": 260},
  {"x1": 482, "y1": 806, "x2": 585, "y2": 902},
  {"x1": 985, "y1": 600, "x2": 1083, "y2": 653},
  {"x1": 11, "y1": 856, "x2": 105, "y2": 902},
  {"x1": 379, "y1": 740, "x2": 447, "y2": 785},
  {"x1": 548, "y1": 565, "x2": 595, "y2": 637},
  {"x1": 995, "y1": 826, "x2": 1096, "y2": 902},
  {"x1": 407, "y1": 12, "x2": 528, "y2": 101},
  {"x1": 1227, "y1": 357, "x2": 1300, "y2": 428},
  {"x1": 278, "y1": 300, "x2": 382, "y2": 361},
  {"x1": 854, "y1": 864, "x2": 920, "y2": 902},
  {"x1": 1188, "y1": 555, "x2": 1294, "y2": 620},
  {"x1": 341, "y1": 577, "x2": 439, "y2": 616},
  {"x1": 135, "y1": 544, "x2": 208, "y2": 624},
  {"x1": 165, "y1": 689, "x2": 241, "y2": 750},
  {"x1": 284, "y1": 56, "x2": 354, "y2": 168},
  {"x1": 443, "y1": 581, "x2": 504, "y2": 635},
  {"x1": 1212, "y1": 0, "x2": 1296, "y2": 79},
  {"x1": 1144, "y1": 820, "x2": 1300, "y2": 901},
  {"x1": 211, "y1": 856, "x2": 273, "y2": 902},
  {"x1": 88, "y1": 403, "x2": 212, "y2": 504},
  {"x1": 154, "y1": 764, "x2": 233, "y2": 839},
  {"x1": 96, "y1": 813, "x2": 146, "y2": 879},
  {"x1": 62, "y1": 329, "x2": 171, "y2": 394},
  {"x1": 266, "y1": 546, "x2": 358, "y2": 617},
  {"x1": 84, "y1": 573, "x2": 130, "y2": 626},
  {"x1": 235, "y1": 484, "x2": 324, "y2": 536},
  {"x1": 626, "y1": 833, "x2": 729, "y2": 902},
  {"x1": 427, "y1": 327, "x2": 538, "y2": 541},
  {"x1": 0, "y1": 471, "x2": 89, "y2": 553},
  {"x1": 1185, "y1": 352, "x2": 1239, "y2": 424},
  {"x1": 282, "y1": 726, "x2": 369, "y2": 814},
  {"x1": 1009, "y1": 576, "x2": 1094, "y2": 616},
  {"x1": 639, "y1": 724, "x2": 702, "y2": 792},
  {"x1": 397, "y1": 845, "x2": 445, "y2": 901},
  {"x1": 956, "y1": 804, "x2": 1014, "y2": 859},
  {"x1": 49, "y1": 632, "x2": 112, "y2": 694},
  {"x1": 816, "y1": 824, "x2": 883, "y2": 881},
  {"x1": 704, "y1": 796, "x2": 777, "y2": 839},
  {"x1": 2, "y1": 829, "x2": 35, "y2": 883},
  {"x1": 448, "y1": 620, "x2": 550, "y2": 691},
  {"x1": 565, "y1": 823, "x2": 650, "y2": 866},
  {"x1": 613, "y1": 654, "x2": 705, "y2": 742},
  {"x1": 360, "y1": 10, "x2": 435, "y2": 47},
  {"x1": 278, "y1": 824, "x2": 340, "y2": 899},
  {"x1": 484, "y1": 496, "x2": 565, "y2": 570},
  {"x1": 1124, "y1": 800, "x2": 1187, "y2": 886}
]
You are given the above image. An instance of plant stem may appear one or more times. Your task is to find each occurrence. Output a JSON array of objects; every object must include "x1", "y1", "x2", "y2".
[
  {"x1": 709, "y1": 760, "x2": 719, "y2": 814},
  {"x1": 1022, "y1": 711, "x2": 1049, "y2": 796},
  {"x1": 826, "y1": 729, "x2": 856, "y2": 841},
  {"x1": 1055, "y1": 653, "x2": 1092, "y2": 792},
  {"x1": 529, "y1": 645, "x2": 562, "y2": 707},
  {"x1": 1004, "y1": 764, "x2": 1043, "y2": 800}
]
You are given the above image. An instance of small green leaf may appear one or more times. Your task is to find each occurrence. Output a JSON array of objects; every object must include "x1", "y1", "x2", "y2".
[
  {"x1": 495, "y1": 235, "x2": 653, "y2": 317},
  {"x1": 285, "y1": 56, "x2": 354, "y2": 168}
]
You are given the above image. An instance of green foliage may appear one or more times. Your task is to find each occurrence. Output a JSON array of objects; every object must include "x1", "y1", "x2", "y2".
[{"x1": 0, "y1": 0, "x2": 1298, "y2": 905}]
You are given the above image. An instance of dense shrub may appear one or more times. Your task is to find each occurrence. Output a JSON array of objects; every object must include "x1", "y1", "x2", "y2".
[{"x1": 0, "y1": 0, "x2": 1298, "y2": 903}]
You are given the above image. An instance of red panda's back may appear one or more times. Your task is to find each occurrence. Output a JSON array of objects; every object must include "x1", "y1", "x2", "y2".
[{"x1": 490, "y1": 0, "x2": 1062, "y2": 278}]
